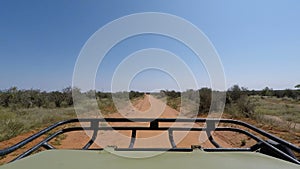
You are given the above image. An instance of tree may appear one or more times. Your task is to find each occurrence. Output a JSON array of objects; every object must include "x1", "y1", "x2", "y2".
[
  {"x1": 283, "y1": 89, "x2": 297, "y2": 99},
  {"x1": 261, "y1": 87, "x2": 274, "y2": 96},
  {"x1": 129, "y1": 91, "x2": 144, "y2": 99},
  {"x1": 0, "y1": 92, "x2": 11, "y2": 107},
  {"x1": 228, "y1": 85, "x2": 243, "y2": 102},
  {"x1": 7, "y1": 86, "x2": 19, "y2": 105},
  {"x1": 62, "y1": 86, "x2": 73, "y2": 106},
  {"x1": 19, "y1": 90, "x2": 32, "y2": 108},
  {"x1": 86, "y1": 90, "x2": 96, "y2": 99},
  {"x1": 165, "y1": 90, "x2": 180, "y2": 98},
  {"x1": 50, "y1": 91, "x2": 64, "y2": 107},
  {"x1": 294, "y1": 85, "x2": 300, "y2": 100},
  {"x1": 34, "y1": 92, "x2": 45, "y2": 108},
  {"x1": 96, "y1": 92, "x2": 111, "y2": 99},
  {"x1": 198, "y1": 88, "x2": 212, "y2": 114},
  {"x1": 273, "y1": 90, "x2": 284, "y2": 98}
]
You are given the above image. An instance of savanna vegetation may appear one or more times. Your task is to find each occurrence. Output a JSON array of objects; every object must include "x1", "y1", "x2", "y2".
[
  {"x1": 0, "y1": 87, "x2": 144, "y2": 141},
  {"x1": 0, "y1": 84, "x2": 299, "y2": 142},
  {"x1": 160, "y1": 84, "x2": 300, "y2": 133}
]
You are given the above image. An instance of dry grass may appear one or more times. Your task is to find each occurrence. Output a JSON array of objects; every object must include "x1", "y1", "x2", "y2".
[
  {"x1": 0, "y1": 107, "x2": 76, "y2": 141},
  {"x1": 253, "y1": 96, "x2": 300, "y2": 125}
]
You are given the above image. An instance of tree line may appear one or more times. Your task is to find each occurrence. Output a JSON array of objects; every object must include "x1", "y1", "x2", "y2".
[
  {"x1": 0, "y1": 87, "x2": 144, "y2": 109},
  {"x1": 0, "y1": 85, "x2": 299, "y2": 111},
  {"x1": 158, "y1": 84, "x2": 300, "y2": 117}
]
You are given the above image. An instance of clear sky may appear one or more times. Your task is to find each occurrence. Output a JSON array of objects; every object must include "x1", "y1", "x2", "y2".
[{"x1": 1, "y1": 0, "x2": 300, "y2": 91}]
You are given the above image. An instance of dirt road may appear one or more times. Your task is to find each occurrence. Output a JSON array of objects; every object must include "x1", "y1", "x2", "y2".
[{"x1": 60, "y1": 95, "x2": 253, "y2": 149}]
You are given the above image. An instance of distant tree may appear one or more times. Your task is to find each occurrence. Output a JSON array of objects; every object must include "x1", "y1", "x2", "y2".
[
  {"x1": 295, "y1": 85, "x2": 300, "y2": 100},
  {"x1": 283, "y1": 89, "x2": 297, "y2": 99},
  {"x1": 273, "y1": 90, "x2": 285, "y2": 98},
  {"x1": 241, "y1": 87, "x2": 248, "y2": 92},
  {"x1": 62, "y1": 87, "x2": 73, "y2": 106},
  {"x1": 129, "y1": 91, "x2": 144, "y2": 99},
  {"x1": 261, "y1": 87, "x2": 274, "y2": 96},
  {"x1": 25, "y1": 89, "x2": 43, "y2": 108},
  {"x1": 228, "y1": 85, "x2": 243, "y2": 102},
  {"x1": 198, "y1": 88, "x2": 212, "y2": 114},
  {"x1": 34, "y1": 91, "x2": 45, "y2": 108},
  {"x1": 248, "y1": 90, "x2": 257, "y2": 96},
  {"x1": 8, "y1": 86, "x2": 19, "y2": 105},
  {"x1": 182, "y1": 89, "x2": 199, "y2": 101},
  {"x1": 70, "y1": 87, "x2": 82, "y2": 104},
  {"x1": 86, "y1": 90, "x2": 96, "y2": 99},
  {"x1": 164, "y1": 90, "x2": 180, "y2": 98},
  {"x1": 19, "y1": 90, "x2": 32, "y2": 108},
  {"x1": 96, "y1": 92, "x2": 111, "y2": 99},
  {"x1": 50, "y1": 91, "x2": 64, "y2": 107},
  {"x1": 0, "y1": 92, "x2": 11, "y2": 107}
]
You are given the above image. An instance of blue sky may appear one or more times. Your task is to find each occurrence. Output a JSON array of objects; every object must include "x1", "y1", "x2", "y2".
[{"x1": 1, "y1": 0, "x2": 300, "y2": 91}]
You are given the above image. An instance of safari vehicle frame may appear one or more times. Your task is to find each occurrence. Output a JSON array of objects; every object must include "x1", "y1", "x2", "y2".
[{"x1": 0, "y1": 118, "x2": 300, "y2": 165}]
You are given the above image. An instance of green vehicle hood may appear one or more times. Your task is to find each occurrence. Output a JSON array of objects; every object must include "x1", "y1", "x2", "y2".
[{"x1": 1, "y1": 149, "x2": 299, "y2": 169}]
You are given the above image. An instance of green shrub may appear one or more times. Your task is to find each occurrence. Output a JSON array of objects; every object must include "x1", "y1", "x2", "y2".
[{"x1": 236, "y1": 95, "x2": 255, "y2": 118}]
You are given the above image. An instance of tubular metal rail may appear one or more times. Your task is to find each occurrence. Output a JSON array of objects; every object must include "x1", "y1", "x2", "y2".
[{"x1": 0, "y1": 118, "x2": 300, "y2": 164}]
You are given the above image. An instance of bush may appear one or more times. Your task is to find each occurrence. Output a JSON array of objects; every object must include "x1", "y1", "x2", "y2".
[
  {"x1": 228, "y1": 85, "x2": 242, "y2": 102},
  {"x1": 129, "y1": 91, "x2": 144, "y2": 99},
  {"x1": 198, "y1": 88, "x2": 212, "y2": 114},
  {"x1": 236, "y1": 95, "x2": 255, "y2": 118},
  {"x1": 225, "y1": 94, "x2": 256, "y2": 119}
]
